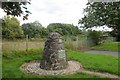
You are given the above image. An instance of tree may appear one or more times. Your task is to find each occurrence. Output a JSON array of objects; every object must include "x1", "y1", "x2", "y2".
[
  {"x1": 22, "y1": 21, "x2": 48, "y2": 38},
  {"x1": 47, "y1": 23, "x2": 81, "y2": 36},
  {"x1": 2, "y1": 16, "x2": 23, "y2": 39},
  {"x1": 1, "y1": 0, "x2": 31, "y2": 20},
  {"x1": 79, "y1": 2, "x2": 120, "y2": 41}
]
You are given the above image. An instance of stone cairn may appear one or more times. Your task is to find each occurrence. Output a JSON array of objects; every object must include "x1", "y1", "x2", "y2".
[{"x1": 40, "y1": 32, "x2": 68, "y2": 70}]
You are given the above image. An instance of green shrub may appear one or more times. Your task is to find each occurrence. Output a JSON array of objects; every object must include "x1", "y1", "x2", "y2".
[
  {"x1": 70, "y1": 36, "x2": 77, "y2": 41},
  {"x1": 87, "y1": 30, "x2": 102, "y2": 46}
]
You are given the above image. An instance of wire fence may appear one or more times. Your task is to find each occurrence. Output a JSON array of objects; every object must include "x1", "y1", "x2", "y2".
[{"x1": 2, "y1": 36, "x2": 116, "y2": 52}]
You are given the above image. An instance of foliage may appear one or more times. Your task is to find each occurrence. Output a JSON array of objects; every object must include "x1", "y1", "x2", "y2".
[
  {"x1": 2, "y1": 1, "x2": 31, "y2": 20},
  {"x1": 2, "y1": 17, "x2": 82, "y2": 39},
  {"x1": 64, "y1": 40, "x2": 78, "y2": 51},
  {"x1": 2, "y1": 16, "x2": 23, "y2": 39},
  {"x1": 91, "y1": 42, "x2": 119, "y2": 51},
  {"x1": 63, "y1": 35, "x2": 88, "y2": 51},
  {"x1": 2, "y1": 49, "x2": 118, "y2": 78},
  {"x1": 79, "y1": 2, "x2": 120, "y2": 41},
  {"x1": 87, "y1": 30, "x2": 102, "y2": 46},
  {"x1": 22, "y1": 21, "x2": 48, "y2": 38},
  {"x1": 47, "y1": 23, "x2": 81, "y2": 36}
]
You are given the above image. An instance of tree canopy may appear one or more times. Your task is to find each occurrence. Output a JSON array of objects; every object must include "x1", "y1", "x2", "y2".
[
  {"x1": 2, "y1": 16, "x2": 82, "y2": 39},
  {"x1": 47, "y1": 23, "x2": 81, "y2": 36},
  {"x1": 22, "y1": 21, "x2": 48, "y2": 38},
  {"x1": 2, "y1": 16, "x2": 23, "y2": 39},
  {"x1": 79, "y1": 2, "x2": 120, "y2": 41},
  {"x1": 1, "y1": 1, "x2": 31, "y2": 20}
]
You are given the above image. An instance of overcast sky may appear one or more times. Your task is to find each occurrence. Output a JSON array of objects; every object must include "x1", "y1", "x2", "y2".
[
  {"x1": 0, "y1": 0, "x2": 112, "y2": 31},
  {"x1": 0, "y1": 0, "x2": 88, "y2": 27}
]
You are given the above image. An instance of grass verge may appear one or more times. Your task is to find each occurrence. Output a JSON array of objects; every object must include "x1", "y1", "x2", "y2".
[
  {"x1": 67, "y1": 50, "x2": 119, "y2": 75},
  {"x1": 2, "y1": 49, "x2": 119, "y2": 78},
  {"x1": 91, "y1": 42, "x2": 119, "y2": 51}
]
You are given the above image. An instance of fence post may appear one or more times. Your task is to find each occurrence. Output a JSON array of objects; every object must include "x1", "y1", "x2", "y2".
[
  {"x1": 26, "y1": 35, "x2": 28, "y2": 51},
  {"x1": 76, "y1": 36, "x2": 78, "y2": 51}
]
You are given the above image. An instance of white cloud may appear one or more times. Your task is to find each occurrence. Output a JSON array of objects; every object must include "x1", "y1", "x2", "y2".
[
  {"x1": 0, "y1": 0, "x2": 88, "y2": 27},
  {"x1": 92, "y1": 26, "x2": 112, "y2": 31},
  {"x1": 0, "y1": 8, "x2": 6, "y2": 18}
]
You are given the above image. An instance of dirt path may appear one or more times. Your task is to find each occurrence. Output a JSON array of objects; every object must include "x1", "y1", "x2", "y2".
[
  {"x1": 78, "y1": 63, "x2": 119, "y2": 78},
  {"x1": 83, "y1": 50, "x2": 119, "y2": 78},
  {"x1": 85, "y1": 50, "x2": 118, "y2": 57},
  {"x1": 78, "y1": 68, "x2": 119, "y2": 78}
]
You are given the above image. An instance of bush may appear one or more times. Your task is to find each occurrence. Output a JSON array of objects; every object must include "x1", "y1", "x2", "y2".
[{"x1": 87, "y1": 30, "x2": 102, "y2": 46}]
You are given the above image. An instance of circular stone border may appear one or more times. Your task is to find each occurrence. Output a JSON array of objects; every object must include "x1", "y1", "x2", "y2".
[{"x1": 20, "y1": 60, "x2": 81, "y2": 75}]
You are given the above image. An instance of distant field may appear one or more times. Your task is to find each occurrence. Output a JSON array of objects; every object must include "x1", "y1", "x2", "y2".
[
  {"x1": 2, "y1": 38, "x2": 89, "y2": 51},
  {"x1": 91, "y1": 42, "x2": 119, "y2": 51},
  {"x1": 2, "y1": 41, "x2": 44, "y2": 51},
  {"x1": 3, "y1": 41, "x2": 119, "y2": 52}
]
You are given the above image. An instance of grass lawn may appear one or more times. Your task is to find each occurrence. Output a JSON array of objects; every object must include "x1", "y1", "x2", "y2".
[
  {"x1": 2, "y1": 49, "x2": 119, "y2": 78},
  {"x1": 91, "y1": 42, "x2": 119, "y2": 51}
]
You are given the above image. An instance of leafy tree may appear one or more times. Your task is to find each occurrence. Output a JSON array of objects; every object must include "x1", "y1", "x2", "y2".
[
  {"x1": 1, "y1": 0, "x2": 31, "y2": 20},
  {"x1": 2, "y1": 16, "x2": 23, "y2": 39},
  {"x1": 79, "y1": 2, "x2": 120, "y2": 41},
  {"x1": 22, "y1": 21, "x2": 48, "y2": 38},
  {"x1": 47, "y1": 23, "x2": 81, "y2": 36}
]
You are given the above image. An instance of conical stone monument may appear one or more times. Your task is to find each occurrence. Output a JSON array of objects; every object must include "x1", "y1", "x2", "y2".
[{"x1": 40, "y1": 32, "x2": 68, "y2": 70}]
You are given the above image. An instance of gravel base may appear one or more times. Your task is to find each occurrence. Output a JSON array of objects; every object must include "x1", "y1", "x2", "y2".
[
  {"x1": 20, "y1": 60, "x2": 81, "y2": 75},
  {"x1": 20, "y1": 60, "x2": 119, "y2": 78}
]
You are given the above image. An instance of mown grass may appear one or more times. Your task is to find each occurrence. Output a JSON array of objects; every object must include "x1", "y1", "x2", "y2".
[
  {"x1": 91, "y1": 42, "x2": 119, "y2": 51},
  {"x1": 67, "y1": 50, "x2": 119, "y2": 75},
  {"x1": 2, "y1": 49, "x2": 119, "y2": 78}
]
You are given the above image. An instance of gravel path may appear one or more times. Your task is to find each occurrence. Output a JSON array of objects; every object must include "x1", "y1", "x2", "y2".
[
  {"x1": 79, "y1": 69, "x2": 119, "y2": 78},
  {"x1": 85, "y1": 50, "x2": 119, "y2": 57},
  {"x1": 20, "y1": 60, "x2": 81, "y2": 75},
  {"x1": 20, "y1": 60, "x2": 119, "y2": 78}
]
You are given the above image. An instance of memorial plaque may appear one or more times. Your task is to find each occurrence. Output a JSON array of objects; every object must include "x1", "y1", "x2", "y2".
[{"x1": 58, "y1": 50, "x2": 66, "y2": 58}]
